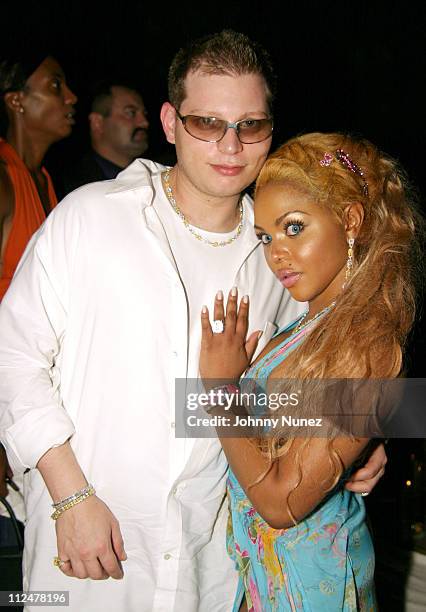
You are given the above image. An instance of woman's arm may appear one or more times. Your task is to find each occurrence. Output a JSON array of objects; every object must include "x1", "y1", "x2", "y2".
[
  {"x1": 217, "y1": 432, "x2": 369, "y2": 529},
  {"x1": 200, "y1": 289, "x2": 378, "y2": 528},
  {"x1": 0, "y1": 443, "x2": 12, "y2": 497},
  {"x1": 0, "y1": 162, "x2": 14, "y2": 278}
]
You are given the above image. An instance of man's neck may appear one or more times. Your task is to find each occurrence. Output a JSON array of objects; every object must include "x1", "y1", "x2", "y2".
[
  {"x1": 166, "y1": 166, "x2": 243, "y2": 233},
  {"x1": 92, "y1": 143, "x2": 130, "y2": 170}
]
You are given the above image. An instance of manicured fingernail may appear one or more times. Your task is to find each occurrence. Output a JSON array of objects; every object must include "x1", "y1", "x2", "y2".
[
  {"x1": 258, "y1": 331, "x2": 263, "y2": 339},
  {"x1": 216, "y1": 290, "x2": 223, "y2": 300},
  {"x1": 231, "y1": 286, "x2": 237, "y2": 297},
  {"x1": 202, "y1": 305, "x2": 207, "y2": 313},
  {"x1": 243, "y1": 294, "x2": 249, "y2": 304}
]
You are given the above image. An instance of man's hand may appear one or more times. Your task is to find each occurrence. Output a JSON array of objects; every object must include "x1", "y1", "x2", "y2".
[
  {"x1": 55, "y1": 495, "x2": 127, "y2": 580},
  {"x1": 0, "y1": 444, "x2": 13, "y2": 498},
  {"x1": 36, "y1": 441, "x2": 127, "y2": 580},
  {"x1": 345, "y1": 443, "x2": 387, "y2": 494}
]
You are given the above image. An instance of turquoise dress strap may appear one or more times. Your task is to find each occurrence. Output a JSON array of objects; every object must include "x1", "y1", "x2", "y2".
[
  {"x1": 273, "y1": 311, "x2": 307, "y2": 337},
  {"x1": 227, "y1": 310, "x2": 376, "y2": 611},
  {"x1": 248, "y1": 313, "x2": 307, "y2": 381}
]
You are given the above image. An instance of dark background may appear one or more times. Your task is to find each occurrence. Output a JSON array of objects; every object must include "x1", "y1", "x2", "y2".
[
  {"x1": 2, "y1": 1, "x2": 426, "y2": 608},
  {"x1": 1, "y1": 2, "x2": 425, "y2": 199}
]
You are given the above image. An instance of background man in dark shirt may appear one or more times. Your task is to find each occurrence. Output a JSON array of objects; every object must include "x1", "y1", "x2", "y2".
[{"x1": 63, "y1": 81, "x2": 149, "y2": 193}]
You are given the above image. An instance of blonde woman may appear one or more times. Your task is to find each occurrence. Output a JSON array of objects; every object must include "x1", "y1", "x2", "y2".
[{"x1": 200, "y1": 133, "x2": 421, "y2": 611}]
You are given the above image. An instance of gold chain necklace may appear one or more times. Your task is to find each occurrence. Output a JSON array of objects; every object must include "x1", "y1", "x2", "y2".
[
  {"x1": 162, "y1": 169, "x2": 244, "y2": 247},
  {"x1": 293, "y1": 300, "x2": 336, "y2": 334}
]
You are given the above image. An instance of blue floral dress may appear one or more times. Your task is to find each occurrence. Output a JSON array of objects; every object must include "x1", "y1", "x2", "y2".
[{"x1": 227, "y1": 317, "x2": 377, "y2": 611}]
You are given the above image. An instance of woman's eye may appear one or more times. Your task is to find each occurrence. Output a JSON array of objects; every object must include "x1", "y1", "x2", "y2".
[
  {"x1": 285, "y1": 222, "x2": 304, "y2": 236},
  {"x1": 256, "y1": 233, "x2": 272, "y2": 244}
]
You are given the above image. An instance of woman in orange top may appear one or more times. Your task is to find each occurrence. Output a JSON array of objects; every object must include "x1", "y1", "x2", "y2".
[{"x1": 0, "y1": 54, "x2": 77, "y2": 300}]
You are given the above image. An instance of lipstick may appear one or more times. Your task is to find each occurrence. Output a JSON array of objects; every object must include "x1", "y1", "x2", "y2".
[{"x1": 276, "y1": 270, "x2": 301, "y2": 289}]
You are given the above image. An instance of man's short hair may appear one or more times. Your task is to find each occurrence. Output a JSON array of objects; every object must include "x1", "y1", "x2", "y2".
[
  {"x1": 168, "y1": 29, "x2": 276, "y2": 112},
  {"x1": 90, "y1": 80, "x2": 141, "y2": 117}
]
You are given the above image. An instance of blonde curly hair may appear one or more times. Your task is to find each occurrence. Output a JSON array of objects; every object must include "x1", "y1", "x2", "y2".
[{"x1": 251, "y1": 132, "x2": 423, "y2": 514}]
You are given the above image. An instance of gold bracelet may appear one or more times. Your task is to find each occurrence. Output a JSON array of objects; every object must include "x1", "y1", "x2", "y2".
[{"x1": 50, "y1": 485, "x2": 96, "y2": 520}]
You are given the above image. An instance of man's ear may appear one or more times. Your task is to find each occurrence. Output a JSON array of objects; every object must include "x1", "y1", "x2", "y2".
[
  {"x1": 344, "y1": 202, "x2": 364, "y2": 239},
  {"x1": 4, "y1": 91, "x2": 24, "y2": 114},
  {"x1": 88, "y1": 112, "x2": 104, "y2": 136},
  {"x1": 160, "y1": 102, "x2": 177, "y2": 145}
]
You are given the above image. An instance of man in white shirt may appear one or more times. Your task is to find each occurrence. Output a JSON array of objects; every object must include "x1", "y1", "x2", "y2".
[{"x1": 0, "y1": 30, "x2": 386, "y2": 612}]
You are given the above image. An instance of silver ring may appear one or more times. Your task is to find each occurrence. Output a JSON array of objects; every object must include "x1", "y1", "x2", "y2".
[
  {"x1": 360, "y1": 491, "x2": 369, "y2": 497},
  {"x1": 212, "y1": 320, "x2": 224, "y2": 334}
]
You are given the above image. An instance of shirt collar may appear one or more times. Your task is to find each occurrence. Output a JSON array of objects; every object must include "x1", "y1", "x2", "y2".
[
  {"x1": 106, "y1": 158, "x2": 166, "y2": 195},
  {"x1": 105, "y1": 160, "x2": 260, "y2": 250}
]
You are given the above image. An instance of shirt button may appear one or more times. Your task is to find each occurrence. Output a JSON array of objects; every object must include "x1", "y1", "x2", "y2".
[
  {"x1": 173, "y1": 483, "x2": 185, "y2": 496},
  {"x1": 172, "y1": 351, "x2": 178, "y2": 357},
  {"x1": 171, "y1": 421, "x2": 175, "y2": 428},
  {"x1": 164, "y1": 553, "x2": 171, "y2": 560}
]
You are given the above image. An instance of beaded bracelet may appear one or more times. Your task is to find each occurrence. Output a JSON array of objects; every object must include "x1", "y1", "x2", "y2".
[
  {"x1": 52, "y1": 483, "x2": 94, "y2": 509},
  {"x1": 51, "y1": 485, "x2": 96, "y2": 520},
  {"x1": 204, "y1": 383, "x2": 240, "y2": 414}
]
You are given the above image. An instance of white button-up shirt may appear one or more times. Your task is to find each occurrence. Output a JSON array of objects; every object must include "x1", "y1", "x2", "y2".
[{"x1": 0, "y1": 159, "x2": 302, "y2": 611}]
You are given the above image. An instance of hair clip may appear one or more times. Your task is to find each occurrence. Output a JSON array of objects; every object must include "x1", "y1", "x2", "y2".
[
  {"x1": 335, "y1": 149, "x2": 369, "y2": 197},
  {"x1": 319, "y1": 149, "x2": 369, "y2": 197},
  {"x1": 319, "y1": 152, "x2": 333, "y2": 167}
]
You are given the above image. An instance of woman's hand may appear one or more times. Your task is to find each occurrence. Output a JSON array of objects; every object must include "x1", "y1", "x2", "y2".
[{"x1": 200, "y1": 287, "x2": 261, "y2": 384}]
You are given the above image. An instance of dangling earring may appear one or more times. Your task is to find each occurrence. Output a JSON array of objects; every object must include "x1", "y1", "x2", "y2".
[
  {"x1": 345, "y1": 238, "x2": 355, "y2": 282},
  {"x1": 13, "y1": 96, "x2": 24, "y2": 114}
]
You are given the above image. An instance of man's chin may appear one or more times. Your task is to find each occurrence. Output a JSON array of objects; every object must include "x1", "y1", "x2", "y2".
[
  {"x1": 207, "y1": 172, "x2": 253, "y2": 197},
  {"x1": 128, "y1": 143, "x2": 148, "y2": 157}
]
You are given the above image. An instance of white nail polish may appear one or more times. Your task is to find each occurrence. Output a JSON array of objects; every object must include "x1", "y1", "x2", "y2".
[
  {"x1": 216, "y1": 290, "x2": 223, "y2": 300},
  {"x1": 202, "y1": 305, "x2": 207, "y2": 313},
  {"x1": 243, "y1": 295, "x2": 249, "y2": 304},
  {"x1": 231, "y1": 286, "x2": 237, "y2": 297}
]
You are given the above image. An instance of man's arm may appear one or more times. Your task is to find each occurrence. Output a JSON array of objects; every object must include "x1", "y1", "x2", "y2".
[
  {"x1": 0, "y1": 223, "x2": 75, "y2": 474},
  {"x1": 0, "y1": 200, "x2": 126, "y2": 579},
  {"x1": 37, "y1": 441, "x2": 126, "y2": 579}
]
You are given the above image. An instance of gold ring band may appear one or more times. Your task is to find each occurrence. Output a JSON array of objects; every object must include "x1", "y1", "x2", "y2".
[{"x1": 53, "y1": 556, "x2": 69, "y2": 568}]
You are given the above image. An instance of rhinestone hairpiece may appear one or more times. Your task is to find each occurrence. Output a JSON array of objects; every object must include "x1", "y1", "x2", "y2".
[
  {"x1": 319, "y1": 152, "x2": 333, "y2": 167},
  {"x1": 319, "y1": 149, "x2": 369, "y2": 197}
]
